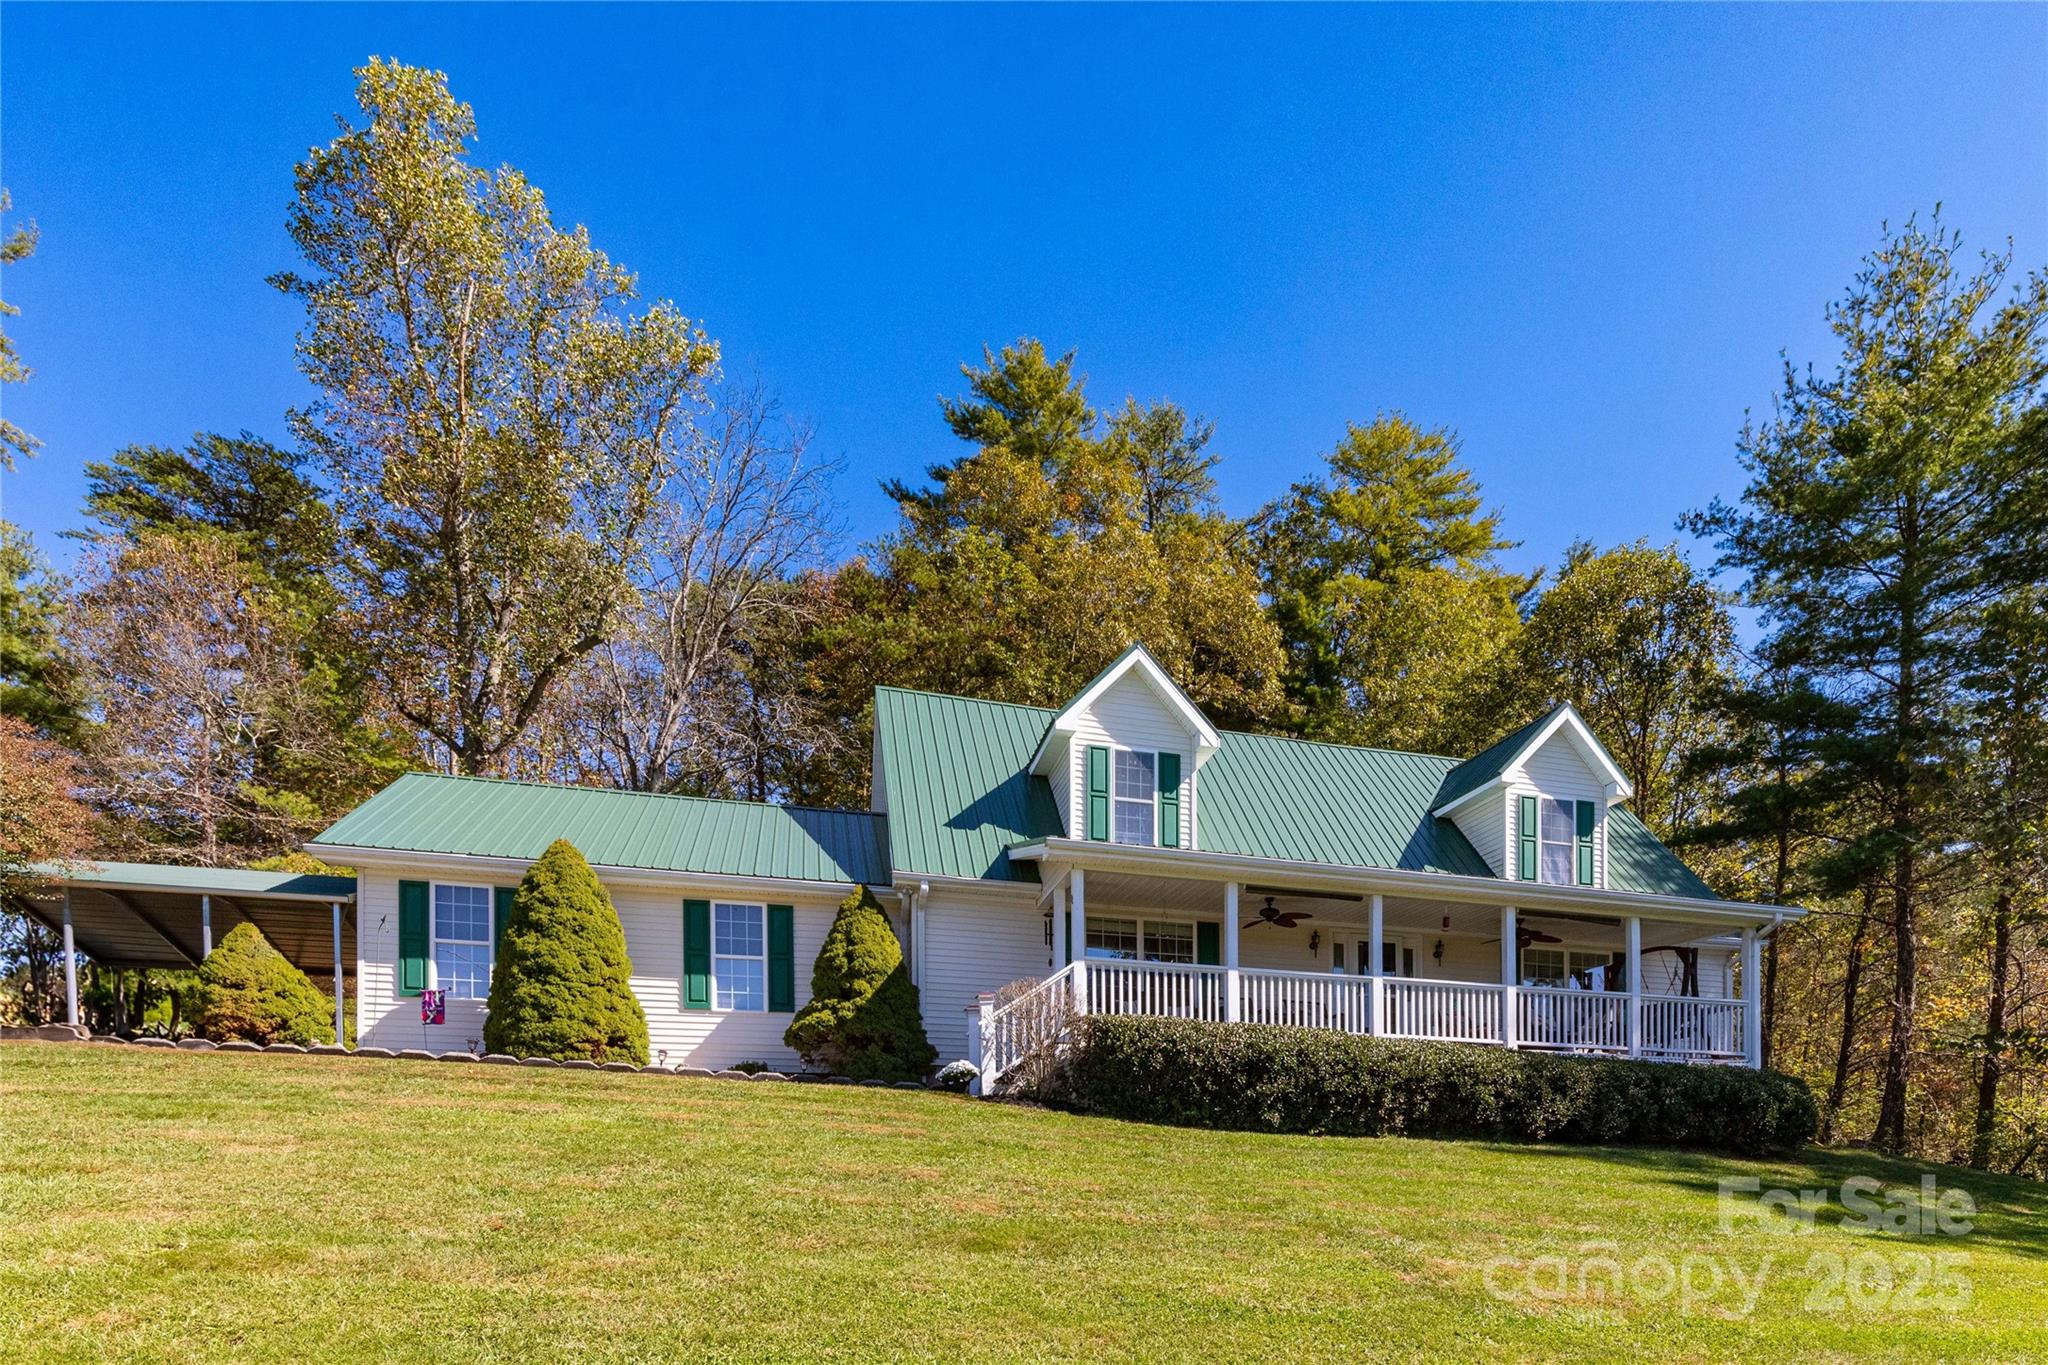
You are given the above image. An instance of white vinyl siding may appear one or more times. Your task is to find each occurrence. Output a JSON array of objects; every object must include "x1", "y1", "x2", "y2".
[
  {"x1": 919, "y1": 896, "x2": 1049, "y2": 1063},
  {"x1": 1063, "y1": 672, "x2": 1195, "y2": 848},
  {"x1": 356, "y1": 865, "x2": 851, "y2": 1068}
]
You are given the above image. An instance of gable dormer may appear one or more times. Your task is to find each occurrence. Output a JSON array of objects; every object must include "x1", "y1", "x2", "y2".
[
  {"x1": 1031, "y1": 645, "x2": 1220, "y2": 850},
  {"x1": 1433, "y1": 703, "x2": 1632, "y2": 889}
]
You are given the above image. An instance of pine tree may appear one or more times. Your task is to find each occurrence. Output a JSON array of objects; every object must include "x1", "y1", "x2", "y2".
[
  {"x1": 483, "y1": 840, "x2": 649, "y2": 1064},
  {"x1": 785, "y1": 886, "x2": 935, "y2": 1081}
]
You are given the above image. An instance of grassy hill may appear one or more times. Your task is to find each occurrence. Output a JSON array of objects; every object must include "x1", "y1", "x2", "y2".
[{"x1": 2, "y1": 1044, "x2": 2042, "y2": 1362}]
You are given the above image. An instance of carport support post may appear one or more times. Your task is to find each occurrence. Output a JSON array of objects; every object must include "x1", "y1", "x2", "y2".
[
  {"x1": 1367, "y1": 893, "x2": 1384, "y2": 1037},
  {"x1": 1625, "y1": 916, "x2": 1642, "y2": 1058},
  {"x1": 332, "y1": 901, "x2": 345, "y2": 1045},
  {"x1": 61, "y1": 890, "x2": 79, "y2": 1027},
  {"x1": 1222, "y1": 881, "x2": 1240, "y2": 1023},
  {"x1": 1499, "y1": 905, "x2": 1518, "y2": 1048},
  {"x1": 200, "y1": 894, "x2": 212, "y2": 958}
]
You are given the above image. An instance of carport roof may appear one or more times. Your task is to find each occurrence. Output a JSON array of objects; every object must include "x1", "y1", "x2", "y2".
[{"x1": 12, "y1": 862, "x2": 358, "y2": 975}]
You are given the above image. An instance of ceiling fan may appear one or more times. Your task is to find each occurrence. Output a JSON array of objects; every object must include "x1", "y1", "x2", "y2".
[
  {"x1": 1484, "y1": 925, "x2": 1564, "y2": 949},
  {"x1": 1244, "y1": 896, "x2": 1314, "y2": 930}
]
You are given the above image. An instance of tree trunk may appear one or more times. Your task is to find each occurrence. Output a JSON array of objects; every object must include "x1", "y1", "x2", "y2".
[
  {"x1": 1822, "y1": 886, "x2": 1875, "y2": 1145},
  {"x1": 1969, "y1": 889, "x2": 2015, "y2": 1169},
  {"x1": 1870, "y1": 849, "x2": 1918, "y2": 1154}
]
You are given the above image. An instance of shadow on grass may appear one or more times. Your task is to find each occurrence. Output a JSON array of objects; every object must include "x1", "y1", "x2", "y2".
[{"x1": 1465, "y1": 1138, "x2": 2048, "y2": 1262}]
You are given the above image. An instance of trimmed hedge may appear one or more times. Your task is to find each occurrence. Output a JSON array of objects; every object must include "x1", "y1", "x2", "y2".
[
  {"x1": 1046, "y1": 1015, "x2": 1818, "y2": 1156},
  {"x1": 484, "y1": 840, "x2": 649, "y2": 1066},
  {"x1": 195, "y1": 923, "x2": 335, "y2": 1046},
  {"x1": 785, "y1": 886, "x2": 936, "y2": 1082}
]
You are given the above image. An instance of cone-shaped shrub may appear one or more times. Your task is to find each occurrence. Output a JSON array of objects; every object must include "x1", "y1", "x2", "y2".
[
  {"x1": 483, "y1": 839, "x2": 649, "y2": 1065},
  {"x1": 785, "y1": 886, "x2": 936, "y2": 1081},
  {"x1": 195, "y1": 922, "x2": 335, "y2": 1045}
]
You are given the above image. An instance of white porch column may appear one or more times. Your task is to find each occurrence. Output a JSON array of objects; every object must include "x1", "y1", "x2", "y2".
[
  {"x1": 332, "y1": 901, "x2": 346, "y2": 1045},
  {"x1": 200, "y1": 894, "x2": 213, "y2": 958},
  {"x1": 61, "y1": 890, "x2": 79, "y2": 1027},
  {"x1": 1222, "y1": 881, "x2": 1241, "y2": 1023},
  {"x1": 1051, "y1": 883, "x2": 1068, "y2": 972},
  {"x1": 1500, "y1": 905, "x2": 1518, "y2": 1048},
  {"x1": 1367, "y1": 893, "x2": 1385, "y2": 1037},
  {"x1": 1741, "y1": 925, "x2": 1763, "y2": 1068},
  {"x1": 1625, "y1": 915, "x2": 1642, "y2": 1059},
  {"x1": 1070, "y1": 867, "x2": 1088, "y2": 1015},
  {"x1": 965, "y1": 995, "x2": 992, "y2": 1096}
]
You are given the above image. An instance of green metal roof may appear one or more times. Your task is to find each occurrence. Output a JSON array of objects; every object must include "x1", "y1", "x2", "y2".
[
  {"x1": 875, "y1": 687, "x2": 1721, "y2": 901},
  {"x1": 311, "y1": 773, "x2": 888, "y2": 885},
  {"x1": 1431, "y1": 704, "x2": 1568, "y2": 810},
  {"x1": 32, "y1": 861, "x2": 358, "y2": 901},
  {"x1": 874, "y1": 687, "x2": 1062, "y2": 882}
]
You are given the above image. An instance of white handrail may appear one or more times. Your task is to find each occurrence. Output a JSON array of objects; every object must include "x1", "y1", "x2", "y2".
[
  {"x1": 1518, "y1": 985, "x2": 1630, "y2": 1053},
  {"x1": 1240, "y1": 968, "x2": 1375, "y2": 1034},
  {"x1": 1089, "y1": 959, "x2": 1228, "y2": 1022},
  {"x1": 1640, "y1": 995, "x2": 1745, "y2": 1060},
  {"x1": 980, "y1": 963, "x2": 1077, "y2": 1088}
]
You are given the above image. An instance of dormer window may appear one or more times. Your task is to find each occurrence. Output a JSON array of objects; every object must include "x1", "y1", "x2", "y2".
[
  {"x1": 1517, "y1": 794, "x2": 1596, "y2": 886},
  {"x1": 1113, "y1": 749, "x2": 1157, "y2": 846}
]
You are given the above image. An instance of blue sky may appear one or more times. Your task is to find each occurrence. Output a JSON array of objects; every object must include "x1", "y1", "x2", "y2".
[{"x1": 4, "y1": 4, "x2": 2044, "y2": 592}]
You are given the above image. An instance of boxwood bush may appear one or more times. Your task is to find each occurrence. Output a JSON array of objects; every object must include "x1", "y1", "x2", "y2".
[{"x1": 1045, "y1": 1016, "x2": 1818, "y2": 1156}]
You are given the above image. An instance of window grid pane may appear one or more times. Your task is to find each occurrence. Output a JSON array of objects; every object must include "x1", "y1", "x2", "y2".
[
  {"x1": 1114, "y1": 799, "x2": 1155, "y2": 846},
  {"x1": 714, "y1": 903, "x2": 764, "y2": 956},
  {"x1": 1523, "y1": 947, "x2": 1567, "y2": 987},
  {"x1": 440, "y1": 942, "x2": 490, "y2": 999},
  {"x1": 716, "y1": 957, "x2": 765, "y2": 1011},
  {"x1": 1114, "y1": 749, "x2": 1155, "y2": 799},
  {"x1": 1143, "y1": 921, "x2": 1194, "y2": 964},
  {"x1": 1086, "y1": 917, "x2": 1139, "y2": 960},
  {"x1": 435, "y1": 884, "x2": 491, "y2": 942}
]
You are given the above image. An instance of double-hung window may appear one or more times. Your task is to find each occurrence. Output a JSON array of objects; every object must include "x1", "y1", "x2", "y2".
[
  {"x1": 1538, "y1": 797, "x2": 1577, "y2": 885},
  {"x1": 1113, "y1": 749, "x2": 1157, "y2": 846},
  {"x1": 433, "y1": 884, "x2": 492, "y2": 999},
  {"x1": 713, "y1": 902, "x2": 766, "y2": 1011},
  {"x1": 1085, "y1": 915, "x2": 1195, "y2": 964},
  {"x1": 1522, "y1": 945, "x2": 1625, "y2": 991}
]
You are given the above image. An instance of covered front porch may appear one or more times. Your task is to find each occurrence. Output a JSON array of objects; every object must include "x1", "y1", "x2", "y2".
[{"x1": 973, "y1": 840, "x2": 1776, "y2": 1089}]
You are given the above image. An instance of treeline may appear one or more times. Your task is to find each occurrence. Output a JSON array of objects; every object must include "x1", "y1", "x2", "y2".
[{"x1": 2, "y1": 61, "x2": 2044, "y2": 1176}]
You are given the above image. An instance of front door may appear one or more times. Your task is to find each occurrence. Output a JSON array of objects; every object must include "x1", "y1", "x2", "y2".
[{"x1": 1331, "y1": 937, "x2": 1416, "y2": 977}]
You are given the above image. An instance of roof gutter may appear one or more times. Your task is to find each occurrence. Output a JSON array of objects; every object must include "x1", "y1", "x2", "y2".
[
  {"x1": 306, "y1": 842, "x2": 867, "y2": 898},
  {"x1": 1005, "y1": 837, "x2": 1803, "y2": 926}
]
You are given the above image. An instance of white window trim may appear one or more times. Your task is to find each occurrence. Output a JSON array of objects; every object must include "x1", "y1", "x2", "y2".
[
  {"x1": 1111, "y1": 747, "x2": 1159, "y2": 848},
  {"x1": 1536, "y1": 795, "x2": 1578, "y2": 887},
  {"x1": 712, "y1": 900, "x2": 768, "y2": 1013},
  {"x1": 430, "y1": 881, "x2": 494, "y2": 1000}
]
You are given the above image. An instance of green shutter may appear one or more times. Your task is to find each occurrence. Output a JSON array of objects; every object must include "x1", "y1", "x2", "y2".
[
  {"x1": 1576, "y1": 800, "x2": 1596, "y2": 886},
  {"x1": 397, "y1": 880, "x2": 429, "y2": 997},
  {"x1": 767, "y1": 904, "x2": 795, "y2": 1012},
  {"x1": 1085, "y1": 745, "x2": 1110, "y2": 841},
  {"x1": 1196, "y1": 921, "x2": 1220, "y2": 966},
  {"x1": 1517, "y1": 795, "x2": 1538, "y2": 881},
  {"x1": 493, "y1": 886, "x2": 516, "y2": 956},
  {"x1": 683, "y1": 899, "x2": 711, "y2": 1010},
  {"x1": 1157, "y1": 752, "x2": 1182, "y2": 848}
]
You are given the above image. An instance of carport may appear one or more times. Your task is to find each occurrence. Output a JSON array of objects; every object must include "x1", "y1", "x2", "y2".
[{"x1": 11, "y1": 862, "x2": 357, "y2": 1037}]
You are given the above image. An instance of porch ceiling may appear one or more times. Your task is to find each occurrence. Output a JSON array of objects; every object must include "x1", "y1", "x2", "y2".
[{"x1": 1058, "y1": 869, "x2": 1734, "y2": 947}]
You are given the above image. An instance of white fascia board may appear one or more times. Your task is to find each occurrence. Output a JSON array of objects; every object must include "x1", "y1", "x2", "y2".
[
  {"x1": 1431, "y1": 774, "x2": 1514, "y2": 820},
  {"x1": 1006, "y1": 837, "x2": 1800, "y2": 928},
  {"x1": 307, "y1": 844, "x2": 860, "y2": 901},
  {"x1": 1029, "y1": 646, "x2": 1222, "y2": 774},
  {"x1": 889, "y1": 869, "x2": 1040, "y2": 906}
]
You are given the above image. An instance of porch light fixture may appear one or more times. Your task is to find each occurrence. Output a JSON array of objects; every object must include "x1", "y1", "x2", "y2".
[
  {"x1": 1433, "y1": 939, "x2": 1445, "y2": 966},
  {"x1": 1308, "y1": 930, "x2": 1320, "y2": 957}
]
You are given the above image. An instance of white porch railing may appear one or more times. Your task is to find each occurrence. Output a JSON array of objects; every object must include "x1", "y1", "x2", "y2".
[
  {"x1": 969, "y1": 961, "x2": 1750, "y2": 1089},
  {"x1": 1380, "y1": 978, "x2": 1505, "y2": 1044},
  {"x1": 1641, "y1": 995, "x2": 1744, "y2": 1061},
  {"x1": 1090, "y1": 959, "x2": 1227, "y2": 1022},
  {"x1": 1518, "y1": 986, "x2": 1630, "y2": 1053},
  {"x1": 1240, "y1": 967, "x2": 1375, "y2": 1032}
]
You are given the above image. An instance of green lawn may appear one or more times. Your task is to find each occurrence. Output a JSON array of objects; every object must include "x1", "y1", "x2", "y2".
[{"x1": 2, "y1": 1045, "x2": 2043, "y2": 1362}]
